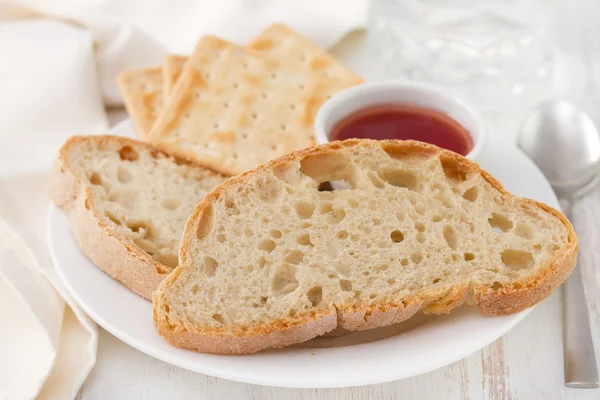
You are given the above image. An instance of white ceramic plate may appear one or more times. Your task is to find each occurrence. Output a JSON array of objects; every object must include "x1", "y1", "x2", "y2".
[{"x1": 47, "y1": 120, "x2": 559, "y2": 388}]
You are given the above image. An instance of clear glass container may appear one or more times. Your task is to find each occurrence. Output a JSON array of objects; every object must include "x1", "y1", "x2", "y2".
[{"x1": 367, "y1": 0, "x2": 557, "y2": 113}]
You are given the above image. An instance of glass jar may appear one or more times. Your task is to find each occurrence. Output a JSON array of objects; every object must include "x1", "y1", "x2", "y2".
[{"x1": 367, "y1": 0, "x2": 557, "y2": 113}]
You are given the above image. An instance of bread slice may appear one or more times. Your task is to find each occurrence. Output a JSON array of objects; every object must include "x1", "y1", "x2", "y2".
[
  {"x1": 49, "y1": 135, "x2": 226, "y2": 300},
  {"x1": 150, "y1": 25, "x2": 363, "y2": 176},
  {"x1": 153, "y1": 139, "x2": 577, "y2": 354}
]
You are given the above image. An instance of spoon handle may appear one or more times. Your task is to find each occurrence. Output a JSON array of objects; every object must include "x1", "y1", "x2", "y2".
[{"x1": 563, "y1": 208, "x2": 599, "y2": 388}]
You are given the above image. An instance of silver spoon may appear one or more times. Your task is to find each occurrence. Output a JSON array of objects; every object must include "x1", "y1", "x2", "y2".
[{"x1": 518, "y1": 99, "x2": 600, "y2": 388}]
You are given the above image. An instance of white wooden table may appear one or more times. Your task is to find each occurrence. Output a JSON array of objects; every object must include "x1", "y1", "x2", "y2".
[{"x1": 78, "y1": 17, "x2": 600, "y2": 399}]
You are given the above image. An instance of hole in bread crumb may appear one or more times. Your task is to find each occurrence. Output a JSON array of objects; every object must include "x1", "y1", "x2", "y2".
[
  {"x1": 488, "y1": 212, "x2": 513, "y2": 232},
  {"x1": 372, "y1": 218, "x2": 381, "y2": 226},
  {"x1": 217, "y1": 233, "x2": 226, "y2": 243},
  {"x1": 464, "y1": 252, "x2": 475, "y2": 261},
  {"x1": 284, "y1": 250, "x2": 304, "y2": 265},
  {"x1": 155, "y1": 253, "x2": 178, "y2": 269},
  {"x1": 300, "y1": 151, "x2": 356, "y2": 189},
  {"x1": 133, "y1": 238, "x2": 154, "y2": 255},
  {"x1": 125, "y1": 220, "x2": 148, "y2": 233},
  {"x1": 382, "y1": 142, "x2": 438, "y2": 162},
  {"x1": 491, "y1": 281, "x2": 504, "y2": 291},
  {"x1": 271, "y1": 264, "x2": 299, "y2": 296},
  {"x1": 161, "y1": 198, "x2": 180, "y2": 211},
  {"x1": 416, "y1": 232, "x2": 426, "y2": 243},
  {"x1": 390, "y1": 230, "x2": 404, "y2": 243},
  {"x1": 463, "y1": 187, "x2": 478, "y2": 202},
  {"x1": 196, "y1": 204, "x2": 214, "y2": 240},
  {"x1": 295, "y1": 201, "x2": 315, "y2": 219},
  {"x1": 89, "y1": 172, "x2": 102, "y2": 186},
  {"x1": 296, "y1": 233, "x2": 313, "y2": 246},
  {"x1": 269, "y1": 229, "x2": 282, "y2": 239},
  {"x1": 433, "y1": 278, "x2": 441, "y2": 284},
  {"x1": 501, "y1": 250, "x2": 534, "y2": 270},
  {"x1": 326, "y1": 209, "x2": 346, "y2": 225},
  {"x1": 212, "y1": 314, "x2": 225, "y2": 324},
  {"x1": 375, "y1": 264, "x2": 389, "y2": 272},
  {"x1": 307, "y1": 286, "x2": 322, "y2": 307},
  {"x1": 411, "y1": 251, "x2": 423, "y2": 264},
  {"x1": 367, "y1": 172, "x2": 385, "y2": 189},
  {"x1": 440, "y1": 154, "x2": 469, "y2": 181},
  {"x1": 191, "y1": 284, "x2": 199, "y2": 295},
  {"x1": 105, "y1": 211, "x2": 121, "y2": 225},
  {"x1": 515, "y1": 223, "x2": 534, "y2": 239},
  {"x1": 258, "y1": 239, "x2": 276, "y2": 253},
  {"x1": 347, "y1": 198, "x2": 359, "y2": 208},
  {"x1": 415, "y1": 222, "x2": 425, "y2": 232},
  {"x1": 435, "y1": 193, "x2": 455, "y2": 209},
  {"x1": 258, "y1": 257, "x2": 266, "y2": 269},
  {"x1": 336, "y1": 230, "x2": 348, "y2": 240},
  {"x1": 118, "y1": 146, "x2": 138, "y2": 161},
  {"x1": 203, "y1": 257, "x2": 218, "y2": 276},
  {"x1": 533, "y1": 243, "x2": 542, "y2": 251},
  {"x1": 396, "y1": 212, "x2": 405, "y2": 221},
  {"x1": 443, "y1": 225, "x2": 459, "y2": 250},
  {"x1": 400, "y1": 258, "x2": 409, "y2": 266},
  {"x1": 431, "y1": 215, "x2": 442, "y2": 223},
  {"x1": 318, "y1": 180, "x2": 353, "y2": 191},
  {"x1": 379, "y1": 167, "x2": 419, "y2": 191},
  {"x1": 319, "y1": 202, "x2": 333, "y2": 214},
  {"x1": 334, "y1": 278, "x2": 352, "y2": 293}
]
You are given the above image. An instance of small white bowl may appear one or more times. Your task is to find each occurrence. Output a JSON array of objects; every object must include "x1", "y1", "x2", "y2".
[{"x1": 314, "y1": 81, "x2": 488, "y2": 161}]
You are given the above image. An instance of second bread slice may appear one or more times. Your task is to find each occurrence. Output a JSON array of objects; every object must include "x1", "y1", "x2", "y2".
[
  {"x1": 50, "y1": 135, "x2": 227, "y2": 300},
  {"x1": 154, "y1": 139, "x2": 577, "y2": 354}
]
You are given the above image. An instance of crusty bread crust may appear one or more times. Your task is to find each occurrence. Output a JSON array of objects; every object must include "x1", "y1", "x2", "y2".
[
  {"x1": 50, "y1": 136, "x2": 179, "y2": 300},
  {"x1": 154, "y1": 139, "x2": 577, "y2": 354}
]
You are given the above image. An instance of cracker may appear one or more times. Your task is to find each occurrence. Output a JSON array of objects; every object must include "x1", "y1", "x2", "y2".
[
  {"x1": 162, "y1": 54, "x2": 188, "y2": 95},
  {"x1": 150, "y1": 24, "x2": 363, "y2": 176},
  {"x1": 117, "y1": 67, "x2": 164, "y2": 139}
]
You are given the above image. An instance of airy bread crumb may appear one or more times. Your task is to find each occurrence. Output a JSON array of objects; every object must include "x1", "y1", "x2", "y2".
[{"x1": 154, "y1": 139, "x2": 577, "y2": 354}]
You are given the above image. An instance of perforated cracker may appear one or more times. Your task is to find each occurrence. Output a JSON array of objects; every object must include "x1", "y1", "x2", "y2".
[
  {"x1": 150, "y1": 25, "x2": 363, "y2": 176},
  {"x1": 163, "y1": 54, "x2": 188, "y2": 95},
  {"x1": 117, "y1": 68, "x2": 164, "y2": 139}
]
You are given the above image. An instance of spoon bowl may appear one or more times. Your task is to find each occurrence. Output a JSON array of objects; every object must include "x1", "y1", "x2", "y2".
[{"x1": 517, "y1": 99, "x2": 600, "y2": 199}]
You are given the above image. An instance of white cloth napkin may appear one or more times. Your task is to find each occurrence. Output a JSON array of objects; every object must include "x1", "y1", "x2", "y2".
[{"x1": 0, "y1": 2, "x2": 366, "y2": 398}]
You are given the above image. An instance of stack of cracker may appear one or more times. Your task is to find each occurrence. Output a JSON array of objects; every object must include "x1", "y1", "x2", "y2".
[{"x1": 117, "y1": 24, "x2": 362, "y2": 176}]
